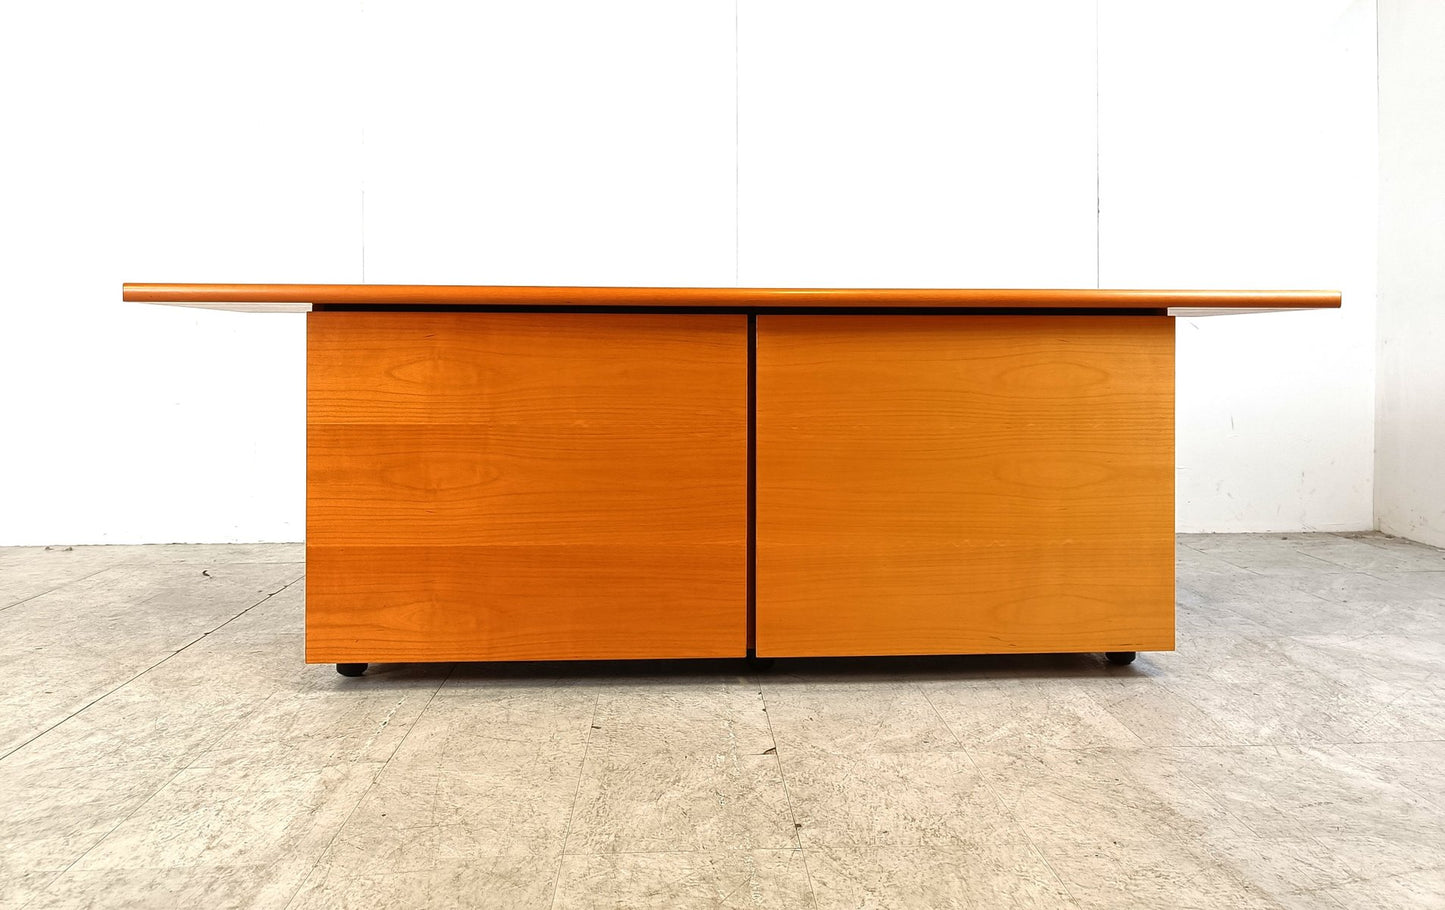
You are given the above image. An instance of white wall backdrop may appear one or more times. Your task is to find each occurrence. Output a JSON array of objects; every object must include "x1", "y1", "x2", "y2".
[
  {"x1": 0, "y1": 1, "x2": 361, "y2": 546},
  {"x1": 1101, "y1": 0, "x2": 1377, "y2": 532},
  {"x1": 0, "y1": 0, "x2": 1378, "y2": 545},
  {"x1": 1377, "y1": 0, "x2": 1445, "y2": 548}
]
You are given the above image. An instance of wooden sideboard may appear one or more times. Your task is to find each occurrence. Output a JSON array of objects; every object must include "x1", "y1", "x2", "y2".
[{"x1": 125, "y1": 284, "x2": 1340, "y2": 675}]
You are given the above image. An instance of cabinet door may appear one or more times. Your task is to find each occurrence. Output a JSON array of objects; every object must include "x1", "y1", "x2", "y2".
[
  {"x1": 756, "y1": 315, "x2": 1174, "y2": 657},
  {"x1": 306, "y1": 312, "x2": 747, "y2": 663}
]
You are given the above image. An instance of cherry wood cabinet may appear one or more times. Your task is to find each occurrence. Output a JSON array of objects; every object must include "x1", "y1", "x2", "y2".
[{"x1": 125, "y1": 284, "x2": 1339, "y2": 673}]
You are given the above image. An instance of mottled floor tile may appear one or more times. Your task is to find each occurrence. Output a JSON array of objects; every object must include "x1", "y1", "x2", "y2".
[
  {"x1": 1355, "y1": 543, "x2": 1445, "y2": 574},
  {"x1": 807, "y1": 842, "x2": 1076, "y2": 910},
  {"x1": 153, "y1": 632, "x2": 451, "y2": 701},
  {"x1": 968, "y1": 747, "x2": 1254, "y2": 850},
  {"x1": 784, "y1": 747, "x2": 1022, "y2": 849},
  {"x1": 307, "y1": 687, "x2": 596, "y2": 875},
  {"x1": 3, "y1": 534, "x2": 1445, "y2": 909},
  {"x1": 1, "y1": 685, "x2": 253, "y2": 774},
  {"x1": 288, "y1": 846, "x2": 561, "y2": 910},
  {"x1": 588, "y1": 683, "x2": 773, "y2": 754},
  {"x1": 0, "y1": 562, "x2": 302, "y2": 658},
  {"x1": 1088, "y1": 678, "x2": 1239, "y2": 747},
  {"x1": 1291, "y1": 632, "x2": 1445, "y2": 686},
  {"x1": 1155, "y1": 745, "x2": 1445, "y2": 842},
  {"x1": 0, "y1": 546, "x2": 143, "y2": 611},
  {"x1": 1329, "y1": 741, "x2": 1445, "y2": 807},
  {"x1": 187, "y1": 684, "x2": 442, "y2": 772},
  {"x1": 390, "y1": 683, "x2": 596, "y2": 766},
  {"x1": 0, "y1": 562, "x2": 305, "y2": 755},
  {"x1": 211, "y1": 578, "x2": 305, "y2": 637},
  {"x1": 1043, "y1": 842, "x2": 1296, "y2": 910},
  {"x1": 1146, "y1": 640, "x2": 1413, "y2": 744},
  {"x1": 0, "y1": 869, "x2": 57, "y2": 910},
  {"x1": 1186, "y1": 572, "x2": 1332, "y2": 608},
  {"x1": 1366, "y1": 570, "x2": 1445, "y2": 600},
  {"x1": 1186, "y1": 540, "x2": 1343, "y2": 575},
  {"x1": 0, "y1": 651, "x2": 160, "y2": 757},
  {"x1": 1220, "y1": 592, "x2": 1441, "y2": 639},
  {"x1": 567, "y1": 741, "x2": 794, "y2": 853},
  {"x1": 323, "y1": 758, "x2": 580, "y2": 875},
  {"x1": 1200, "y1": 836, "x2": 1360, "y2": 909},
  {"x1": 921, "y1": 679, "x2": 1143, "y2": 751},
  {"x1": 72, "y1": 761, "x2": 382, "y2": 873},
  {"x1": 763, "y1": 680, "x2": 959, "y2": 755},
  {"x1": 103, "y1": 542, "x2": 305, "y2": 565},
  {"x1": 24, "y1": 864, "x2": 306, "y2": 910},
  {"x1": 558, "y1": 683, "x2": 794, "y2": 854},
  {"x1": 1313, "y1": 832, "x2": 1445, "y2": 893},
  {"x1": 0, "y1": 764, "x2": 173, "y2": 883},
  {"x1": 1320, "y1": 868, "x2": 1445, "y2": 910},
  {"x1": 553, "y1": 850, "x2": 814, "y2": 909}
]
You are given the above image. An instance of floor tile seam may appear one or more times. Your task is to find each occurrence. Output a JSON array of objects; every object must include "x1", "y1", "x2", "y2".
[
  {"x1": 0, "y1": 564, "x2": 127, "y2": 616},
  {"x1": 190, "y1": 574, "x2": 305, "y2": 638},
  {"x1": 1206, "y1": 602, "x2": 1313, "y2": 639},
  {"x1": 1147, "y1": 673, "x2": 1280, "y2": 747},
  {"x1": 1193, "y1": 846, "x2": 1312, "y2": 908},
  {"x1": 999, "y1": 840, "x2": 1085, "y2": 910},
  {"x1": 1073, "y1": 678, "x2": 1152, "y2": 748},
  {"x1": 1196, "y1": 825, "x2": 1347, "y2": 896},
  {"x1": 793, "y1": 831, "x2": 1059, "y2": 851},
  {"x1": 343, "y1": 686, "x2": 421, "y2": 767},
  {"x1": 145, "y1": 689, "x2": 290, "y2": 788},
  {"x1": 1304, "y1": 860, "x2": 1445, "y2": 893},
  {"x1": 1193, "y1": 552, "x2": 1277, "y2": 576},
  {"x1": 279, "y1": 666, "x2": 456, "y2": 910},
  {"x1": 1328, "y1": 739, "x2": 1445, "y2": 814},
  {"x1": 1297, "y1": 548, "x2": 1410, "y2": 573},
  {"x1": 375, "y1": 664, "x2": 455, "y2": 771},
  {"x1": 51, "y1": 571, "x2": 311, "y2": 731},
  {"x1": 757, "y1": 681, "x2": 818, "y2": 908},
  {"x1": 12, "y1": 870, "x2": 62, "y2": 910},
  {"x1": 949, "y1": 739, "x2": 1080, "y2": 905},
  {"x1": 915, "y1": 681, "x2": 966, "y2": 750},
  {"x1": 1284, "y1": 628, "x2": 1385, "y2": 649},
  {"x1": 547, "y1": 689, "x2": 602, "y2": 910},
  {"x1": 1328, "y1": 672, "x2": 1430, "y2": 743},
  {"x1": 0, "y1": 621, "x2": 247, "y2": 765},
  {"x1": 1097, "y1": 743, "x2": 1284, "y2": 842},
  {"x1": 84, "y1": 570, "x2": 302, "y2": 615},
  {"x1": 160, "y1": 559, "x2": 306, "y2": 567},
  {"x1": 556, "y1": 846, "x2": 808, "y2": 858},
  {"x1": 36, "y1": 735, "x2": 215, "y2": 893}
]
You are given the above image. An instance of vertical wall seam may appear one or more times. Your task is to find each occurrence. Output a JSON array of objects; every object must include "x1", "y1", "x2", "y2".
[
  {"x1": 1371, "y1": 0, "x2": 1381, "y2": 532},
  {"x1": 359, "y1": 0, "x2": 367, "y2": 283},
  {"x1": 1095, "y1": 0, "x2": 1102, "y2": 290}
]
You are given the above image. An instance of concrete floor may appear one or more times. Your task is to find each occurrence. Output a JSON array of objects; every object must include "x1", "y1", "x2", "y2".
[{"x1": 0, "y1": 533, "x2": 1441, "y2": 909}]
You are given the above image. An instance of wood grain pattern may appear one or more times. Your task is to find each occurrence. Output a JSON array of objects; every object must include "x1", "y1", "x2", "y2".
[
  {"x1": 755, "y1": 315, "x2": 1176, "y2": 657},
  {"x1": 123, "y1": 282, "x2": 1341, "y2": 315},
  {"x1": 305, "y1": 312, "x2": 747, "y2": 663}
]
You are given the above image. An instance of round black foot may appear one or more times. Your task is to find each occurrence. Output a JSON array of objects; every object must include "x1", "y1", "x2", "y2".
[
  {"x1": 1104, "y1": 651, "x2": 1137, "y2": 666},
  {"x1": 336, "y1": 663, "x2": 368, "y2": 677},
  {"x1": 745, "y1": 654, "x2": 775, "y2": 671}
]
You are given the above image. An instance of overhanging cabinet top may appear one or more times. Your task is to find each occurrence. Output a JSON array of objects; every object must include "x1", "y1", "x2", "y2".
[{"x1": 123, "y1": 284, "x2": 1340, "y2": 317}]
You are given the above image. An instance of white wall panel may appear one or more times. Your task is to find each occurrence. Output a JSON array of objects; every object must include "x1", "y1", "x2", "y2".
[
  {"x1": 0, "y1": 0, "x2": 1388, "y2": 544},
  {"x1": 738, "y1": 0, "x2": 1097, "y2": 288},
  {"x1": 0, "y1": 1, "x2": 361, "y2": 545},
  {"x1": 360, "y1": 0, "x2": 736, "y2": 286},
  {"x1": 1377, "y1": 0, "x2": 1445, "y2": 547},
  {"x1": 1099, "y1": 0, "x2": 1376, "y2": 531}
]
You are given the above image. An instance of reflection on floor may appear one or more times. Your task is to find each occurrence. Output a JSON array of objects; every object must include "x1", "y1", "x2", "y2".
[{"x1": 0, "y1": 532, "x2": 1442, "y2": 909}]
